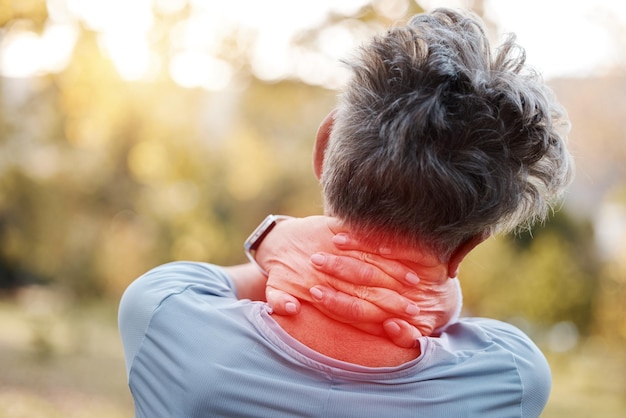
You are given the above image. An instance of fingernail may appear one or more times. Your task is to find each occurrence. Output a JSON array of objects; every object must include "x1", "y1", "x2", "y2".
[
  {"x1": 383, "y1": 321, "x2": 401, "y2": 336},
  {"x1": 285, "y1": 302, "x2": 298, "y2": 314},
  {"x1": 405, "y1": 304, "x2": 420, "y2": 316},
  {"x1": 405, "y1": 272, "x2": 420, "y2": 284},
  {"x1": 332, "y1": 233, "x2": 348, "y2": 245},
  {"x1": 309, "y1": 286, "x2": 324, "y2": 301},
  {"x1": 310, "y1": 253, "x2": 326, "y2": 266}
]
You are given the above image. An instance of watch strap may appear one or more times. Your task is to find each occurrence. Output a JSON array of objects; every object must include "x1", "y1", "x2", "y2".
[{"x1": 244, "y1": 214, "x2": 292, "y2": 276}]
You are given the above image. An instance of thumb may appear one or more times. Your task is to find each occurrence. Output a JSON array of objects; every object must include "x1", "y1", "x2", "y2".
[
  {"x1": 383, "y1": 319, "x2": 423, "y2": 349},
  {"x1": 266, "y1": 285, "x2": 301, "y2": 315}
]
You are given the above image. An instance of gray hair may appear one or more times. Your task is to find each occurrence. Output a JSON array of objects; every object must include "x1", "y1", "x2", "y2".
[{"x1": 321, "y1": 8, "x2": 574, "y2": 259}]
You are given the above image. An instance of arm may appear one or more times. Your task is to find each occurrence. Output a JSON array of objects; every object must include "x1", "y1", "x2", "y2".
[{"x1": 221, "y1": 263, "x2": 267, "y2": 302}]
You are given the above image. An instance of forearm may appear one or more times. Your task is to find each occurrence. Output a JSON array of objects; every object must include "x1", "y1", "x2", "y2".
[{"x1": 222, "y1": 263, "x2": 267, "y2": 301}]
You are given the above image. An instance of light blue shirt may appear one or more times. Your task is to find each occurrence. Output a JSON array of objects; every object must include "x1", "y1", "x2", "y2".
[{"x1": 119, "y1": 261, "x2": 551, "y2": 418}]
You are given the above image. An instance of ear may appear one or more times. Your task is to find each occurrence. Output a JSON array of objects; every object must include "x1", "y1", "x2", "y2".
[
  {"x1": 313, "y1": 110, "x2": 337, "y2": 180},
  {"x1": 447, "y1": 233, "x2": 489, "y2": 278}
]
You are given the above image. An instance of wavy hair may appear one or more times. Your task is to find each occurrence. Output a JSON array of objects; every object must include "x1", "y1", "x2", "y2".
[{"x1": 322, "y1": 8, "x2": 574, "y2": 258}]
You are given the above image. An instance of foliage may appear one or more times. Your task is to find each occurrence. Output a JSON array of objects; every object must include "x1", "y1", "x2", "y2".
[
  {"x1": 0, "y1": 0, "x2": 624, "y2": 348},
  {"x1": 0, "y1": 71, "x2": 332, "y2": 296},
  {"x1": 462, "y1": 211, "x2": 599, "y2": 335}
]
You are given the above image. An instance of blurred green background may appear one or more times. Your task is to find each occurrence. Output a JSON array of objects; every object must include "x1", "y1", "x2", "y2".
[{"x1": 0, "y1": 0, "x2": 625, "y2": 416}]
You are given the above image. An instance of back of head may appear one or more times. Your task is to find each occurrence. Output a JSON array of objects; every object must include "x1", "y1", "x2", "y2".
[{"x1": 322, "y1": 8, "x2": 574, "y2": 259}]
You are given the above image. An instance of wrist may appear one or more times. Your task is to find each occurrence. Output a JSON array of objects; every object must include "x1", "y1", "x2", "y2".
[{"x1": 244, "y1": 214, "x2": 293, "y2": 276}]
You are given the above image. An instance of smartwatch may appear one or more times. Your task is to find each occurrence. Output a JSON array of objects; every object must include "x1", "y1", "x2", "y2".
[{"x1": 244, "y1": 214, "x2": 292, "y2": 276}]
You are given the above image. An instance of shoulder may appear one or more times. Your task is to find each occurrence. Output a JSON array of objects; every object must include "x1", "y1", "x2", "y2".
[
  {"x1": 118, "y1": 261, "x2": 235, "y2": 376},
  {"x1": 442, "y1": 317, "x2": 550, "y2": 368},
  {"x1": 434, "y1": 317, "x2": 551, "y2": 417},
  {"x1": 120, "y1": 261, "x2": 235, "y2": 306},
  {"x1": 118, "y1": 261, "x2": 238, "y2": 338},
  {"x1": 452, "y1": 318, "x2": 548, "y2": 360}
]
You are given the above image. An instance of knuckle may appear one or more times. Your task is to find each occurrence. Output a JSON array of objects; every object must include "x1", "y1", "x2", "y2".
[
  {"x1": 358, "y1": 252, "x2": 371, "y2": 262},
  {"x1": 348, "y1": 300, "x2": 364, "y2": 321},
  {"x1": 354, "y1": 285, "x2": 370, "y2": 300},
  {"x1": 329, "y1": 255, "x2": 345, "y2": 274}
]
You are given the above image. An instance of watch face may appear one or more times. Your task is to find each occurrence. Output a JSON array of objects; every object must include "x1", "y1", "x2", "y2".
[{"x1": 244, "y1": 215, "x2": 279, "y2": 251}]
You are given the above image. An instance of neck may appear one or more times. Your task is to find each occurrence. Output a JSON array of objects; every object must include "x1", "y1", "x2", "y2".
[{"x1": 272, "y1": 303, "x2": 421, "y2": 367}]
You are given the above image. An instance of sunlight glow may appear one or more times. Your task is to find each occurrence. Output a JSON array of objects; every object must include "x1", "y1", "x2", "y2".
[
  {"x1": 66, "y1": 0, "x2": 153, "y2": 33},
  {"x1": 1, "y1": 22, "x2": 78, "y2": 78},
  {"x1": 250, "y1": 30, "x2": 292, "y2": 82},
  {"x1": 170, "y1": 15, "x2": 224, "y2": 53},
  {"x1": 67, "y1": 0, "x2": 156, "y2": 81},
  {"x1": 485, "y1": 0, "x2": 624, "y2": 78},
  {"x1": 99, "y1": 33, "x2": 158, "y2": 81},
  {"x1": 2, "y1": 0, "x2": 626, "y2": 85},
  {"x1": 154, "y1": 0, "x2": 187, "y2": 15},
  {"x1": 372, "y1": 0, "x2": 410, "y2": 19},
  {"x1": 170, "y1": 51, "x2": 233, "y2": 90},
  {"x1": 1, "y1": 32, "x2": 41, "y2": 78}
]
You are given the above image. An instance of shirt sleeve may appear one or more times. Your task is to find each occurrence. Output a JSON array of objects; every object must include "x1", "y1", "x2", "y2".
[
  {"x1": 469, "y1": 318, "x2": 552, "y2": 418},
  {"x1": 117, "y1": 261, "x2": 235, "y2": 378}
]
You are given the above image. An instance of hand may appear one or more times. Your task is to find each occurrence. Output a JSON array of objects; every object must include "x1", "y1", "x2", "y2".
[
  {"x1": 306, "y1": 251, "x2": 423, "y2": 324},
  {"x1": 256, "y1": 216, "x2": 455, "y2": 347},
  {"x1": 255, "y1": 216, "x2": 340, "y2": 314},
  {"x1": 322, "y1": 233, "x2": 461, "y2": 339},
  {"x1": 257, "y1": 217, "x2": 420, "y2": 321}
]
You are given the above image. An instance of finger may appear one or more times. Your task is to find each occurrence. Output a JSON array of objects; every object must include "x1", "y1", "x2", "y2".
[
  {"x1": 309, "y1": 285, "x2": 390, "y2": 324},
  {"x1": 310, "y1": 252, "x2": 397, "y2": 288},
  {"x1": 308, "y1": 254, "x2": 422, "y2": 320},
  {"x1": 383, "y1": 319, "x2": 423, "y2": 349},
  {"x1": 332, "y1": 232, "x2": 442, "y2": 269},
  {"x1": 309, "y1": 285, "x2": 420, "y2": 323},
  {"x1": 326, "y1": 281, "x2": 421, "y2": 320},
  {"x1": 266, "y1": 286, "x2": 301, "y2": 315},
  {"x1": 332, "y1": 233, "x2": 387, "y2": 254},
  {"x1": 311, "y1": 252, "x2": 419, "y2": 288}
]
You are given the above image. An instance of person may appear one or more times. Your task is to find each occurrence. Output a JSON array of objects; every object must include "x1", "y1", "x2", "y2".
[{"x1": 118, "y1": 8, "x2": 573, "y2": 417}]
